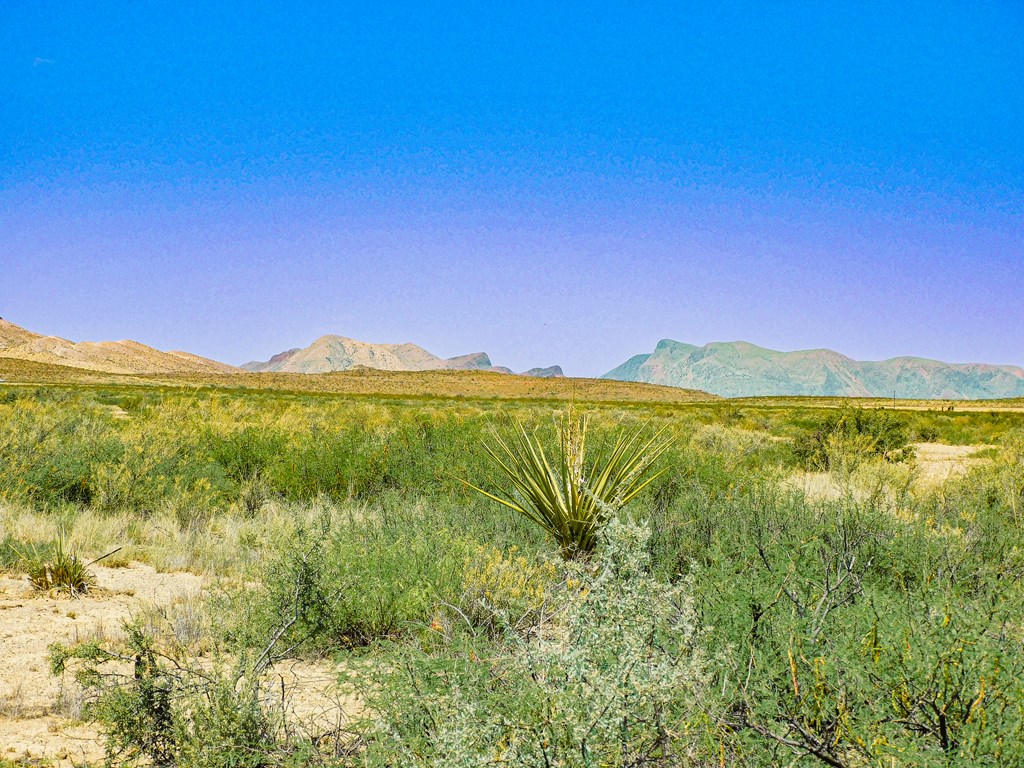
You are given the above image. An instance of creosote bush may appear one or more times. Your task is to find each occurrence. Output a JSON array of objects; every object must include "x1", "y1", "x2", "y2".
[{"x1": 796, "y1": 407, "x2": 915, "y2": 473}]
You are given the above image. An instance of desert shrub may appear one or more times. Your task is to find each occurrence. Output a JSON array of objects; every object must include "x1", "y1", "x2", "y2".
[
  {"x1": 795, "y1": 407, "x2": 914, "y2": 473},
  {"x1": 983, "y1": 431, "x2": 1024, "y2": 524},
  {"x1": 348, "y1": 519, "x2": 713, "y2": 767},
  {"x1": 690, "y1": 422, "x2": 783, "y2": 468},
  {"x1": 212, "y1": 513, "x2": 343, "y2": 654},
  {"x1": 722, "y1": 573, "x2": 1024, "y2": 765},
  {"x1": 672, "y1": 480, "x2": 1024, "y2": 765},
  {"x1": 455, "y1": 543, "x2": 560, "y2": 637},
  {"x1": 171, "y1": 674, "x2": 283, "y2": 768},
  {"x1": 210, "y1": 425, "x2": 287, "y2": 484},
  {"x1": 50, "y1": 625, "x2": 304, "y2": 768},
  {"x1": 0, "y1": 400, "x2": 120, "y2": 507},
  {"x1": 640, "y1": 446, "x2": 760, "y2": 579},
  {"x1": 268, "y1": 411, "x2": 502, "y2": 503},
  {"x1": 217, "y1": 501, "x2": 489, "y2": 653}
]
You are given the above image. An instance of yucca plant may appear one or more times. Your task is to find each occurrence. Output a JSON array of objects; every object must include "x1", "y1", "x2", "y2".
[
  {"x1": 19, "y1": 529, "x2": 97, "y2": 595},
  {"x1": 467, "y1": 411, "x2": 671, "y2": 559}
]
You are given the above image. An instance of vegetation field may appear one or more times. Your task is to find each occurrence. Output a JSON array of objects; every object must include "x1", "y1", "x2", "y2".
[
  {"x1": 2, "y1": 375, "x2": 1024, "y2": 766},
  {"x1": 0, "y1": 357, "x2": 718, "y2": 405}
]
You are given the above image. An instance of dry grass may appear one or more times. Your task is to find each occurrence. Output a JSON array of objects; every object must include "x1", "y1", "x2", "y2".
[
  {"x1": 1, "y1": 498, "x2": 336, "y2": 579},
  {"x1": 0, "y1": 356, "x2": 718, "y2": 405},
  {"x1": 0, "y1": 685, "x2": 28, "y2": 720},
  {"x1": 729, "y1": 394, "x2": 1024, "y2": 412}
]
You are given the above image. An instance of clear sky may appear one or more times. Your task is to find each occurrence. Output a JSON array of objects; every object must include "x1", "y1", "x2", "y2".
[{"x1": 1, "y1": 2, "x2": 1021, "y2": 375}]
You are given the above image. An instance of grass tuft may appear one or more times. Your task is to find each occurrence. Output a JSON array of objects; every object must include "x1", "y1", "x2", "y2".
[{"x1": 18, "y1": 529, "x2": 97, "y2": 595}]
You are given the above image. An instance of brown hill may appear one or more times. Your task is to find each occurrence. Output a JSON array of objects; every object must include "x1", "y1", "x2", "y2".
[
  {"x1": 0, "y1": 318, "x2": 238, "y2": 375},
  {"x1": 0, "y1": 354, "x2": 718, "y2": 405},
  {"x1": 244, "y1": 334, "x2": 561, "y2": 377}
]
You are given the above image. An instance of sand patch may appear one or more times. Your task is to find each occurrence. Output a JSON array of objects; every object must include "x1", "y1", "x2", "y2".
[
  {"x1": 0, "y1": 564, "x2": 201, "y2": 765},
  {"x1": 0, "y1": 564, "x2": 357, "y2": 765},
  {"x1": 785, "y1": 443, "x2": 993, "y2": 503},
  {"x1": 912, "y1": 442, "x2": 992, "y2": 485}
]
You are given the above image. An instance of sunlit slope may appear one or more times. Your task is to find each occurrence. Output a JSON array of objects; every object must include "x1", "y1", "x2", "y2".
[
  {"x1": 243, "y1": 334, "x2": 562, "y2": 377},
  {"x1": 604, "y1": 339, "x2": 1024, "y2": 399},
  {"x1": 0, "y1": 357, "x2": 715, "y2": 404},
  {"x1": 0, "y1": 319, "x2": 239, "y2": 375},
  {"x1": 243, "y1": 335, "x2": 480, "y2": 373}
]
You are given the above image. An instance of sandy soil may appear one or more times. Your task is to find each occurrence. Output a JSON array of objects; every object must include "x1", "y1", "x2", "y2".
[
  {"x1": 0, "y1": 563, "x2": 357, "y2": 766},
  {"x1": 782, "y1": 442, "x2": 991, "y2": 507},
  {"x1": 912, "y1": 442, "x2": 992, "y2": 484},
  {"x1": 0, "y1": 564, "x2": 202, "y2": 765},
  {"x1": 785, "y1": 442, "x2": 991, "y2": 502}
]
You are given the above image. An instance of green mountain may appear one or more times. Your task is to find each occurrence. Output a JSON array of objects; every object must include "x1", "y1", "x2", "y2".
[{"x1": 602, "y1": 340, "x2": 1024, "y2": 399}]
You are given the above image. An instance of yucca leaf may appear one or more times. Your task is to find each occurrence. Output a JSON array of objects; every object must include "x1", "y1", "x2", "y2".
[{"x1": 465, "y1": 413, "x2": 672, "y2": 559}]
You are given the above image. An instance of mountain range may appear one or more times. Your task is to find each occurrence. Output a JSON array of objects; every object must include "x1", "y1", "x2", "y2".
[
  {"x1": 602, "y1": 340, "x2": 1024, "y2": 399},
  {"x1": 242, "y1": 335, "x2": 563, "y2": 378},
  {"x1": 1, "y1": 317, "x2": 1020, "y2": 399}
]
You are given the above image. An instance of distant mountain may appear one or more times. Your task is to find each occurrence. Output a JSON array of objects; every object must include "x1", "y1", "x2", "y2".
[
  {"x1": 521, "y1": 365, "x2": 565, "y2": 379},
  {"x1": 0, "y1": 318, "x2": 239, "y2": 375},
  {"x1": 602, "y1": 340, "x2": 1024, "y2": 399},
  {"x1": 244, "y1": 335, "x2": 563, "y2": 378}
]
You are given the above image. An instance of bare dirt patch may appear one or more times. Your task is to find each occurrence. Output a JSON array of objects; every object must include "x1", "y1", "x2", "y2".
[
  {"x1": 785, "y1": 443, "x2": 993, "y2": 503},
  {"x1": 0, "y1": 564, "x2": 358, "y2": 766},
  {"x1": 911, "y1": 442, "x2": 992, "y2": 485},
  {"x1": 0, "y1": 564, "x2": 201, "y2": 765}
]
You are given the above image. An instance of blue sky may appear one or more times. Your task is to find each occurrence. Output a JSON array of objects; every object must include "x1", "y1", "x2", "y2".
[{"x1": 1, "y1": 2, "x2": 1021, "y2": 374}]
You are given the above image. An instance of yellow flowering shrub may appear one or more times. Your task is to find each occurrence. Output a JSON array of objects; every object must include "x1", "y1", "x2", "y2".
[{"x1": 460, "y1": 544, "x2": 558, "y2": 634}]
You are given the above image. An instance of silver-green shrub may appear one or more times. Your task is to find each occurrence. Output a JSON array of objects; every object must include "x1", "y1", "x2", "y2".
[{"x1": 351, "y1": 519, "x2": 712, "y2": 767}]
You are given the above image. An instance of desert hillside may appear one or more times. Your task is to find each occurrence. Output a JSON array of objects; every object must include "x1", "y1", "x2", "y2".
[
  {"x1": 244, "y1": 333, "x2": 563, "y2": 377},
  {"x1": 0, "y1": 318, "x2": 239, "y2": 376}
]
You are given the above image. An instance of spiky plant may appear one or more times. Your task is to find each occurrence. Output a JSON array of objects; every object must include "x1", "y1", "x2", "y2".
[
  {"x1": 467, "y1": 411, "x2": 671, "y2": 559},
  {"x1": 20, "y1": 529, "x2": 96, "y2": 595}
]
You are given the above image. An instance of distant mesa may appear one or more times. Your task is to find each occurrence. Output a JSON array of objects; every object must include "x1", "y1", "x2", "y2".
[
  {"x1": 520, "y1": 365, "x2": 564, "y2": 378},
  {"x1": 0, "y1": 318, "x2": 238, "y2": 375},
  {"x1": 603, "y1": 339, "x2": 1024, "y2": 400},
  {"x1": 243, "y1": 335, "x2": 564, "y2": 378}
]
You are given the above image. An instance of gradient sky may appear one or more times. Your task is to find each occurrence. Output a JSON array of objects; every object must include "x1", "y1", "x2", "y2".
[{"x1": 2, "y1": 2, "x2": 1022, "y2": 375}]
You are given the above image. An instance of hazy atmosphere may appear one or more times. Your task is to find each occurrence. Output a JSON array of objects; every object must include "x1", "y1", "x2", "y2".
[{"x1": 2, "y1": 2, "x2": 1022, "y2": 374}]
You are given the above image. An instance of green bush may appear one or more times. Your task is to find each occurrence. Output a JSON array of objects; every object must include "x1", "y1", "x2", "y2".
[
  {"x1": 216, "y1": 501, "x2": 495, "y2": 653},
  {"x1": 210, "y1": 425, "x2": 287, "y2": 484},
  {"x1": 681, "y1": 482, "x2": 1024, "y2": 765},
  {"x1": 795, "y1": 407, "x2": 914, "y2": 472},
  {"x1": 51, "y1": 626, "x2": 292, "y2": 768},
  {"x1": 348, "y1": 519, "x2": 713, "y2": 767}
]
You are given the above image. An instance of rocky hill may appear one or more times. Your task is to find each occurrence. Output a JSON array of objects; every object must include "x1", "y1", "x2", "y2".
[
  {"x1": 0, "y1": 318, "x2": 239, "y2": 375},
  {"x1": 244, "y1": 335, "x2": 563, "y2": 378},
  {"x1": 603, "y1": 339, "x2": 1024, "y2": 399}
]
